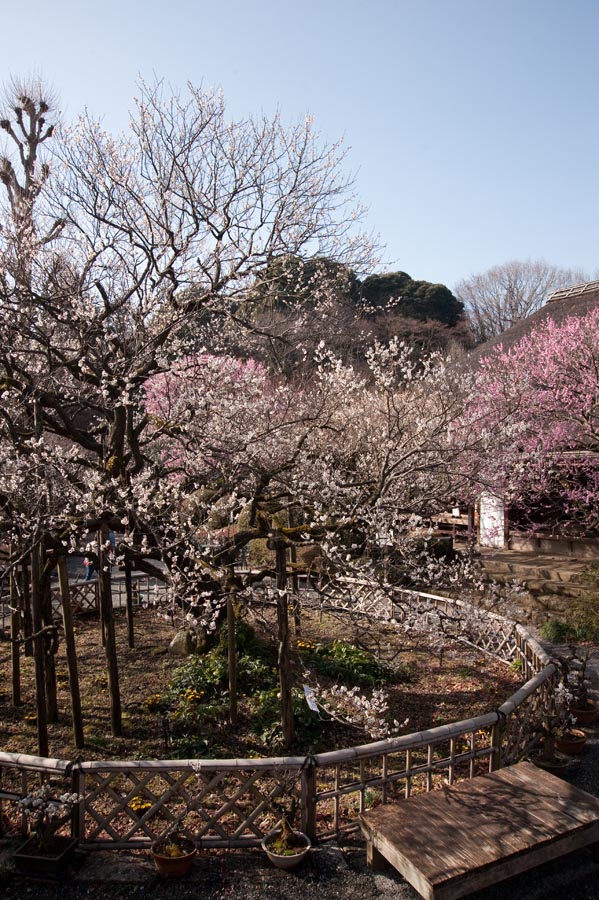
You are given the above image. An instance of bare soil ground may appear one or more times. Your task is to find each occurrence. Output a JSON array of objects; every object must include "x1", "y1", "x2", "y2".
[{"x1": 0, "y1": 605, "x2": 521, "y2": 761}]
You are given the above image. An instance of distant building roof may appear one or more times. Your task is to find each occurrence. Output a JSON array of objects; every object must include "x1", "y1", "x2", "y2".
[
  {"x1": 468, "y1": 279, "x2": 599, "y2": 364},
  {"x1": 547, "y1": 278, "x2": 599, "y2": 303}
]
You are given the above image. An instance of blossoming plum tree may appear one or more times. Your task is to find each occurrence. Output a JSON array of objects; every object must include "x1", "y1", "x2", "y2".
[
  {"x1": 143, "y1": 342, "x2": 478, "y2": 743},
  {"x1": 461, "y1": 309, "x2": 599, "y2": 532},
  {"x1": 0, "y1": 78, "x2": 485, "y2": 753},
  {"x1": 0, "y1": 77, "x2": 376, "y2": 748}
]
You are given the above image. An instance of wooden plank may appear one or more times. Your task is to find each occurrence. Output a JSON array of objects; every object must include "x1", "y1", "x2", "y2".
[
  {"x1": 462, "y1": 764, "x2": 599, "y2": 830},
  {"x1": 434, "y1": 826, "x2": 599, "y2": 899},
  {"x1": 361, "y1": 789, "x2": 541, "y2": 882},
  {"x1": 361, "y1": 775, "x2": 566, "y2": 877},
  {"x1": 500, "y1": 761, "x2": 599, "y2": 813},
  {"x1": 360, "y1": 763, "x2": 599, "y2": 900}
]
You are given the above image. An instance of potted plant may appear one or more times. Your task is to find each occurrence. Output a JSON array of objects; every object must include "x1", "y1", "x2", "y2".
[
  {"x1": 261, "y1": 785, "x2": 311, "y2": 870},
  {"x1": 563, "y1": 648, "x2": 598, "y2": 724},
  {"x1": 527, "y1": 697, "x2": 572, "y2": 776},
  {"x1": 527, "y1": 745, "x2": 571, "y2": 776},
  {"x1": 527, "y1": 677, "x2": 588, "y2": 772},
  {"x1": 548, "y1": 680, "x2": 587, "y2": 755},
  {"x1": 555, "y1": 715, "x2": 587, "y2": 755},
  {"x1": 151, "y1": 825, "x2": 197, "y2": 877},
  {"x1": 14, "y1": 782, "x2": 79, "y2": 876}
]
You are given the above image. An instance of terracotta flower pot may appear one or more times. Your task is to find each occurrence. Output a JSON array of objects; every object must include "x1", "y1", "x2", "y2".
[
  {"x1": 555, "y1": 728, "x2": 587, "y2": 755},
  {"x1": 570, "y1": 699, "x2": 598, "y2": 725},
  {"x1": 527, "y1": 749, "x2": 571, "y2": 777},
  {"x1": 151, "y1": 837, "x2": 196, "y2": 877},
  {"x1": 261, "y1": 829, "x2": 311, "y2": 870}
]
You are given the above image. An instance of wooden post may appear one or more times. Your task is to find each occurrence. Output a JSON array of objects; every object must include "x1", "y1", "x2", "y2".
[
  {"x1": 227, "y1": 593, "x2": 238, "y2": 725},
  {"x1": 41, "y1": 559, "x2": 58, "y2": 723},
  {"x1": 98, "y1": 537, "x2": 122, "y2": 737},
  {"x1": 30, "y1": 543, "x2": 48, "y2": 757},
  {"x1": 300, "y1": 758, "x2": 317, "y2": 840},
  {"x1": 124, "y1": 558, "x2": 134, "y2": 649},
  {"x1": 289, "y1": 542, "x2": 301, "y2": 636},
  {"x1": 22, "y1": 557, "x2": 32, "y2": 657},
  {"x1": 9, "y1": 558, "x2": 21, "y2": 707},
  {"x1": 98, "y1": 545, "x2": 106, "y2": 649},
  {"x1": 490, "y1": 717, "x2": 502, "y2": 771},
  {"x1": 275, "y1": 539, "x2": 294, "y2": 747},
  {"x1": 74, "y1": 767, "x2": 85, "y2": 842},
  {"x1": 57, "y1": 557, "x2": 84, "y2": 749},
  {"x1": 287, "y1": 502, "x2": 301, "y2": 636}
]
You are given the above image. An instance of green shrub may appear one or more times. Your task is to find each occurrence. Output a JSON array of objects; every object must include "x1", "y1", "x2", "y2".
[
  {"x1": 248, "y1": 686, "x2": 333, "y2": 752},
  {"x1": 168, "y1": 621, "x2": 278, "y2": 705},
  {"x1": 168, "y1": 647, "x2": 228, "y2": 701},
  {"x1": 556, "y1": 566, "x2": 599, "y2": 640},
  {"x1": 538, "y1": 619, "x2": 573, "y2": 642},
  {"x1": 297, "y1": 638, "x2": 405, "y2": 686}
]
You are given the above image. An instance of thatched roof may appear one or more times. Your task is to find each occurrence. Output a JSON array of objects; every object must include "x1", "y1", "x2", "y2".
[{"x1": 468, "y1": 279, "x2": 599, "y2": 365}]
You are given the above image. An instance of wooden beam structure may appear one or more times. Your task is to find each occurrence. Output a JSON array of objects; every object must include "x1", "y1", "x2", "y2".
[{"x1": 360, "y1": 761, "x2": 599, "y2": 900}]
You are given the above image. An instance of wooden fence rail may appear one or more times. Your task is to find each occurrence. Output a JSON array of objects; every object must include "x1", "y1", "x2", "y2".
[{"x1": 0, "y1": 590, "x2": 557, "y2": 849}]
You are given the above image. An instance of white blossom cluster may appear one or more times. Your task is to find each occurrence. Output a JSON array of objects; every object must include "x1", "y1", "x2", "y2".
[
  {"x1": 317, "y1": 684, "x2": 404, "y2": 740},
  {"x1": 18, "y1": 783, "x2": 79, "y2": 838}
]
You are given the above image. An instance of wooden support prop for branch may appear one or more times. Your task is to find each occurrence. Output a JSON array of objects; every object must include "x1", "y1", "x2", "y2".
[
  {"x1": 9, "y1": 553, "x2": 21, "y2": 707},
  {"x1": 289, "y1": 542, "x2": 301, "y2": 636},
  {"x1": 30, "y1": 543, "x2": 48, "y2": 757},
  {"x1": 22, "y1": 557, "x2": 32, "y2": 657},
  {"x1": 41, "y1": 557, "x2": 58, "y2": 723},
  {"x1": 98, "y1": 537, "x2": 122, "y2": 737},
  {"x1": 124, "y1": 559, "x2": 134, "y2": 649},
  {"x1": 227, "y1": 592, "x2": 238, "y2": 725},
  {"x1": 57, "y1": 557, "x2": 84, "y2": 749},
  {"x1": 275, "y1": 541, "x2": 294, "y2": 748}
]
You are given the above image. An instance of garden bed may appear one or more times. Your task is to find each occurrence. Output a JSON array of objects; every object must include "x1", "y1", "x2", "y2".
[{"x1": 0, "y1": 605, "x2": 521, "y2": 761}]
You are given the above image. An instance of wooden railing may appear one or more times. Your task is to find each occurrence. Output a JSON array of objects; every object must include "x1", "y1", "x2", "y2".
[{"x1": 0, "y1": 590, "x2": 557, "y2": 849}]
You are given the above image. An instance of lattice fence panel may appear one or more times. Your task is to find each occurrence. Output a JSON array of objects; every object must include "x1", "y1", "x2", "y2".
[
  {"x1": 316, "y1": 582, "x2": 521, "y2": 665},
  {"x1": 78, "y1": 764, "x2": 304, "y2": 848},
  {"x1": 499, "y1": 670, "x2": 558, "y2": 766}
]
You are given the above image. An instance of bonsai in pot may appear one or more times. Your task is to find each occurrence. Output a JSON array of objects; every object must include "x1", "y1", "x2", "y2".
[
  {"x1": 550, "y1": 680, "x2": 587, "y2": 755},
  {"x1": 261, "y1": 786, "x2": 311, "y2": 870},
  {"x1": 555, "y1": 715, "x2": 587, "y2": 755},
  {"x1": 527, "y1": 679, "x2": 587, "y2": 772},
  {"x1": 560, "y1": 647, "x2": 598, "y2": 724},
  {"x1": 527, "y1": 703, "x2": 571, "y2": 775},
  {"x1": 15, "y1": 782, "x2": 79, "y2": 875}
]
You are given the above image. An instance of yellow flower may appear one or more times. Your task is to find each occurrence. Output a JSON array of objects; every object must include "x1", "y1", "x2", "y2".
[{"x1": 130, "y1": 795, "x2": 152, "y2": 813}]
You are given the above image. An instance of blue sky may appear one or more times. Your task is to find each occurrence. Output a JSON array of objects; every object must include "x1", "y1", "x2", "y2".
[{"x1": 2, "y1": 0, "x2": 598, "y2": 289}]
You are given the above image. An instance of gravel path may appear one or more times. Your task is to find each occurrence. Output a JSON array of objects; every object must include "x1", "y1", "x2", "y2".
[{"x1": 3, "y1": 642, "x2": 599, "y2": 899}]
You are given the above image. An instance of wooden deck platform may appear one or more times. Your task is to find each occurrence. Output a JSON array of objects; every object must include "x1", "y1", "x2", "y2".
[{"x1": 359, "y1": 761, "x2": 599, "y2": 900}]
